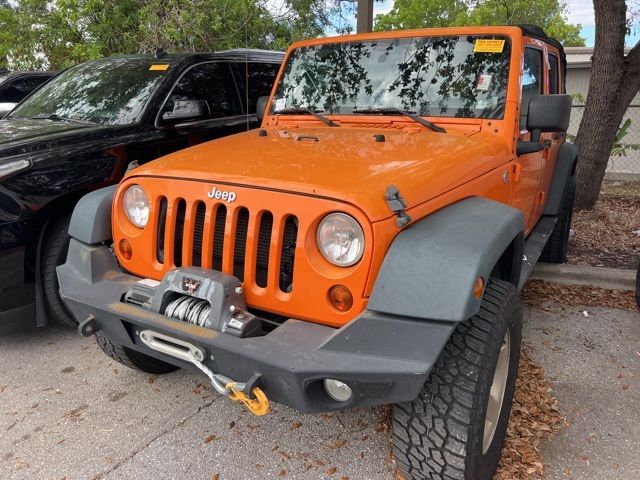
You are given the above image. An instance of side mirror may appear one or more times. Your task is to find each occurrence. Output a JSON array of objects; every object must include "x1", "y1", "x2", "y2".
[
  {"x1": 162, "y1": 99, "x2": 209, "y2": 122},
  {"x1": 0, "y1": 102, "x2": 17, "y2": 118},
  {"x1": 256, "y1": 96, "x2": 269, "y2": 122},
  {"x1": 517, "y1": 94, "x2": 572, "y2": 156}
]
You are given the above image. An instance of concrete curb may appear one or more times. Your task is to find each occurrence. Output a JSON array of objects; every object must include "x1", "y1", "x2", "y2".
[{"x1": 530, "y1": 263, "x2": 636, "y2": 291}]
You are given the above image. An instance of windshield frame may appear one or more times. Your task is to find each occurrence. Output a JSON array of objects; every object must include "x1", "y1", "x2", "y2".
[
  {"x1": 7, "y1": 57, "x2": 177, "y2": 126},
  {"x1": 269, "y1": 31, "x2": 518, "y2": 122}
]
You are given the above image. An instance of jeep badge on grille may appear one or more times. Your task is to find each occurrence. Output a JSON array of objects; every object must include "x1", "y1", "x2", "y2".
[
  {"x1": 182, "y1": 277, "x2": 202, "y2": 294},
  {"x1": 208, "y1": 186, "x2": 237, "y2": 203}
]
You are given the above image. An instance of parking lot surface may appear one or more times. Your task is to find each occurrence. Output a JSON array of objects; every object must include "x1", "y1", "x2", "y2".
[{"x1": 1, "y1": 304, "x2": 638, "y2": 480}]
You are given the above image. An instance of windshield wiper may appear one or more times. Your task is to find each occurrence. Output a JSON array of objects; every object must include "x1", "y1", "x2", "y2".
[
  {"x1": 28, "y1": 114, "x2": 97, "y2": 125},
  {"x1": 274, "y1": 107, "x2": 338, "y2": 127},
  {"x1": 352, "y1": 107, "x2": 446, "y2": 133}
]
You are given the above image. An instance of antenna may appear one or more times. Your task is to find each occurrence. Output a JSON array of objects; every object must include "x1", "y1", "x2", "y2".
[{"x1": 245, "y1": 13, "x2": 250, "y2": 131}]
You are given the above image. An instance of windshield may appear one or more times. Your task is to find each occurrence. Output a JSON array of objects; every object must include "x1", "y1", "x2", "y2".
[
  {"x1": 10, "y1": 58, "x2": 169, "y2": 125},
  {"x1": 272, "y1": 35, "x2": 511, "y2": 119}
]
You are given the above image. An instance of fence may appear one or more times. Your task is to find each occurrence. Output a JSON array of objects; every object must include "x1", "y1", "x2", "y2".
[{"x1": 568, "y1": 104, "x2": 640, "y2": 178}]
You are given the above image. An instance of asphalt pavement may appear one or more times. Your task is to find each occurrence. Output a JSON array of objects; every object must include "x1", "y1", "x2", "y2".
[{"x1": 1, "y1": 303, "x2": 638, "y2": 480}]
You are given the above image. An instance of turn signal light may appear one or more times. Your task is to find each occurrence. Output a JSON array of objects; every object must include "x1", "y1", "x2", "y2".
[
  {"x1": 119, "y1": 239, "x2": 133, "y2": 260},
  {"x1": 473, "y1": 277, "x2": 485, "y2": 299},
  {"x1": 328, "y1": 285, "x2": 353, "y2": 312}
]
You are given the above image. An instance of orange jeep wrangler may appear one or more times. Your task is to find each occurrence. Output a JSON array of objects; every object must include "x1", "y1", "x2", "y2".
[{"x1": 58, "y1": 25, "x2": 575, "y2": 480}]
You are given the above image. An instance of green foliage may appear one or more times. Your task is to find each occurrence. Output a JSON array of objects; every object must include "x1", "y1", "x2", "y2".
[
  {"x1": 375, "y1": 0, "x2": 586, "y2": 47},
  {"x1": 0, "y1": 0, "x2": 336, "y2": 70},
  {"x1": 567, "y1": 118, "x2": 639, "y2": 157},
  {"x1": 611, "y1": 118, "x2": 640, "y2": 157}
]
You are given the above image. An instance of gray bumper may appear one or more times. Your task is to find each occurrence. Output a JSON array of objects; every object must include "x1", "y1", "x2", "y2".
[{"x1": 57, "y1": 239, "x2": 455, "y2": 413}]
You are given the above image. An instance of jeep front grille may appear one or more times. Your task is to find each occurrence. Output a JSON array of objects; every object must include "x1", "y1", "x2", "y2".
[{"x1": 155, "y1": 197, "x2": 298, "y2": 293}]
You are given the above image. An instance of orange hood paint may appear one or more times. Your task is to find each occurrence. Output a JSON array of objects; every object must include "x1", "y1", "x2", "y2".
[{"x1": 129, "y1": 125, "x2": 509, "y2": 222}]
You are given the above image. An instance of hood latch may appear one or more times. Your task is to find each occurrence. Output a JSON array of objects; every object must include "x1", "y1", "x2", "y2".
[{"x1": 385, "y1": 185, "x2": 411, "y2": 228}]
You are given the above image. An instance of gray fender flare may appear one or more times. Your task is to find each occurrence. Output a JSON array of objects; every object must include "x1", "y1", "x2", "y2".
[
  {"x1": 368, "y1": 197, "x2": 525, "y2": 322},
  {"x1": 544, "y1": 141, "x2": 577, "y2": 215},
  {"x1": 68, "y1": 185, "x2": 116, "y2": 244}
]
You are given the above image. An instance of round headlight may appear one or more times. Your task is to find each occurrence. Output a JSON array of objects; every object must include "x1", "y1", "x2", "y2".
[
  {"x1": 317, "y1": 213, "x2": 365, "y2": 267},
  {"x1": 123, "y1": 185, "x2": 149, "y2": 228}
]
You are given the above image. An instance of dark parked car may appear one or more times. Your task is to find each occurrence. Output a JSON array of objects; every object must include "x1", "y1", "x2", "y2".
[
  {"x1": 0, "y1": 49, "x2": 283, "y2": 334},
  {"x1": 0, "y1": 70, "x2": 56, "y2": 117}
]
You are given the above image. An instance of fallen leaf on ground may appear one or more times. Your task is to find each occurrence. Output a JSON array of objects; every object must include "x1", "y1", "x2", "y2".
[{"x1": 521, "y1": 280, "x2": 637, "y2": 311}]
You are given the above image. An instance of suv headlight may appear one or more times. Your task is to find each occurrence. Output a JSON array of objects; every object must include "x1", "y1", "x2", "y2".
[
  {"x1": 317, "y1": 213, "x2": 365, "y2": 267},
  {"x1": 123, "y1": 185, "x2": 149, "y2": 228}
]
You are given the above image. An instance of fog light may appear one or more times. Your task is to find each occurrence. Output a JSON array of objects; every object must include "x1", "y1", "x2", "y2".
[
  {"x1": 119, "y1": 239, "x2": 133, "y2": 260},
  {"x1": 328, "y1": 285, "x2": 353, "y2": 312},
  {"x1": 323, "y1": 379, "x2": 352, "y2": 402}
]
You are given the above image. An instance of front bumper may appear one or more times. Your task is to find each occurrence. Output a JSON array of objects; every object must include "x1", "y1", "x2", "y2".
[{"x1": 57, "y1": 239, "x2": 456, "y2": 413}]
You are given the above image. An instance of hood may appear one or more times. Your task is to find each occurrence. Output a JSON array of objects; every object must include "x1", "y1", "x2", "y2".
[
  {"x1": 0, "y1": 117, "x2": 112, "y2": 158},
  {"x1": 130, "y1": 126, "x2": 510, "y2": 221}
]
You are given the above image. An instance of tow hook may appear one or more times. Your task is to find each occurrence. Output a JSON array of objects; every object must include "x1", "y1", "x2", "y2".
[{"x1": 186, "y1": 351, "x2": 269, "y2": 416}]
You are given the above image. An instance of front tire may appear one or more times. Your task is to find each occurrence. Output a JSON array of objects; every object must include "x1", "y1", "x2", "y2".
[
  {"x1": 392, "y1": 279, "x2": 522, "y2": 480},
  {"x1": 96, "y1": 332, "x2": 179, "y2": 374},
  {"x1": 42, "y1": 215, "x2": 77, "y2": 327}
]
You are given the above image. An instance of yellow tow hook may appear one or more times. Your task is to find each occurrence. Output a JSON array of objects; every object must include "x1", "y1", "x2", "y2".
[{"x1": 226, "y1": 382, "x2": 270, "y2": 416}]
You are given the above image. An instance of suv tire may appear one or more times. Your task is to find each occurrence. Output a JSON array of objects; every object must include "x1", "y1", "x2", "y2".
[
  {"x1": 42, "y1": 215, "x2": 77, "y2": 327},
  {"x1": 392, "y1": 279, "x2": 522, "y2": 480},
  {"x1": 540, "y1": 176, "x2": 575, "y2": 263},
  {"x1": 96, "y1": 332, "x2": 179, "y2": 374}
]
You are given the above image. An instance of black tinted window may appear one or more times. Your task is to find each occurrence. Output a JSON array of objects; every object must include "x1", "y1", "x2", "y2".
[
  {"x1": 0, "y1": 76, "x2": 49, "y2": 102},
  {"x1": 548, "y1": 54, "x2": 559, "y2": 94},
  {"x1": 232, "y1": 62, "x2": 279, "y2": 114},
  {"x1": 520, "y1": 48, "x2": 543, "y2": 128},
  {"x1": 162, "y1": 62, "x2": 241, "y2": 121}
]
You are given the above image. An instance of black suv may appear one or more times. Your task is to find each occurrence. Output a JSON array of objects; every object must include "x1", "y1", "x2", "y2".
[
  {"x1": 0, "y1": 49, "x2": 283, "y2": 334},
  {"x1": 0, "y1": 70, "x2": 56, "y2": 117}
]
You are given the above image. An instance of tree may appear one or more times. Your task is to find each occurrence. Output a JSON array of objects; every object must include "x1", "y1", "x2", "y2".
[
  {"x1": 374, "y1": 0, "x2": 586, "y2": 46},
  {"x1": 0, "y1": 0, "x2": 337, "y2": 70},
  {"x1": 574, "y1": 0, "x2": 640, "y2": 209}
]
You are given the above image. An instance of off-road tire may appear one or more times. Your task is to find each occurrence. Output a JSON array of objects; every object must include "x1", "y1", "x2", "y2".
[
  {"x1": 96, "y1": 332, "x2": 179, "y2": 374},
  {"x1": 540, "y1": 176, "x2": 575, "y2": 264},
  {"x1": 392, "y1": 279, "x2": 522, "y2": 480},
  {"x1": 42, "y1": 215, "x2": 77, "y2": 327}
]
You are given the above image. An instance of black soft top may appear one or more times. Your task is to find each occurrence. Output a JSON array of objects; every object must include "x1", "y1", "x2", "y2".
[
  {"x1": 518, "y1": 24, "x2": 566, "y2": 64},
  {"x1": 518, "y1": 24, "x2": 567, "y2": 89}
]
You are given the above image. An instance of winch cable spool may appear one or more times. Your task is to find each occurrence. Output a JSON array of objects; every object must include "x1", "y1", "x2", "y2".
[
  {"x1": 186, "y1": 351, "x2": 269, "y2": 416},
  {"x1": 164, "y1": 296, "x2": 211, "y2": 328}
]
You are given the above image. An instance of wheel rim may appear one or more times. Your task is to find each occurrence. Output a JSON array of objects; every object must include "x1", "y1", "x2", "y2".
[{"x1": 483, "y1": 330, "x2": 511, "y2": 454}]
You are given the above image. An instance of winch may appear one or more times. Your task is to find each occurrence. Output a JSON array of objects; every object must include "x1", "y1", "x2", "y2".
[
  {"x1": 119, "y1": 267, "x2": 269, "y2": 415},
  {"x1": 123, "y1": 267, "x2": 262, "y2": 338}
]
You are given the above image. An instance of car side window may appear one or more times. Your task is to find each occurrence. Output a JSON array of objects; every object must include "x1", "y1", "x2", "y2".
[
  {"x1": 161, "y1": 62, "x2": 242, "y2": 123},
  {"x1": 231, "y1": 62, "x2": 279, "y2": 114},
  {"x1": 0, "y1": 76, "x2": 49, "y2": 103},
  {"x1": 520, "y1": 48, "x2": 543, "y2": 129},
  {"x1": 548, "y1": 54, "x2": 560, "y2": 94}
]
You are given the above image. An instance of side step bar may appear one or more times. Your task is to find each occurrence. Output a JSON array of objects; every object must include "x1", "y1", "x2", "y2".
[{"x1": 518, "y1": 216, "x2": 557, "y2": 291}]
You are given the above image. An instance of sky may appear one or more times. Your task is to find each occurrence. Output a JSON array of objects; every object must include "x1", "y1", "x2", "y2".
[{"x1": 352, "y1": 0, "x2": 640, "y2": 47}]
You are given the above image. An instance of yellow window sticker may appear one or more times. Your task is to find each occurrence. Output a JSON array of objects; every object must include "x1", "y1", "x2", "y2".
[
  {"x1": 473, "y1": 39, "x2": 505, "y2": 53},
  {"x1": 149, "y1": 64, "x2": 170, "y2": 71}
]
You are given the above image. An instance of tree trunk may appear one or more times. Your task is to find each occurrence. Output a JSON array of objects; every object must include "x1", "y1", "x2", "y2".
[{"x1": 574, "y1": 0, "x2": 640, "y2": 210}]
